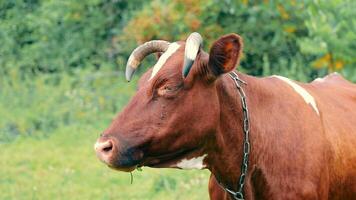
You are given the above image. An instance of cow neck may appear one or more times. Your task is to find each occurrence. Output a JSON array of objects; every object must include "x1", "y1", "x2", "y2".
[{"x1": 208, "y1": 71, "x2": 253, "y2": 200}]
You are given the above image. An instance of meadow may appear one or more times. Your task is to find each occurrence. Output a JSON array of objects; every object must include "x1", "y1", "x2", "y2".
[{"x1": 1, "y1": 0, "x2": 355, "y2": 199}]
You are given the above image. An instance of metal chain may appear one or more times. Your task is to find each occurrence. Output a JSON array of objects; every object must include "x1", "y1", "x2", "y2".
[{"x1": 221, "y1": 71, "x2": 250, "y2": 200}]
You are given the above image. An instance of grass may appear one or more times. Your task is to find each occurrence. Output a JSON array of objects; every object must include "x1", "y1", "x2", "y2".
[
  {"x1": 0, "y1": 125, "x2": 210, "y2": 200},
  {"x1": 0, "y1": 69, "x2": 210, "y2": 200}
]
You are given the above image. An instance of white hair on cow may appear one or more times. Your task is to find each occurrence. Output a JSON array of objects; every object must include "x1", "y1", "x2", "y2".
[
  {"x1": 175, "y1": 154, "x2": 207, "y2": 170},
  {"x1": 313, "y1": 77, "x2": 325, "y2": 83},
  {"x1": 273, "y1": 75, "x2": 320, "y2": 115},
  {"x1": 150, "y1": 42, "x2": 181, "y2": 79}
]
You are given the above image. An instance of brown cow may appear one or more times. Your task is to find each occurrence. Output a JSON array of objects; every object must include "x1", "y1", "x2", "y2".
[{"x1": 94, "y1": 32, "x2": 356, "y2": 199}]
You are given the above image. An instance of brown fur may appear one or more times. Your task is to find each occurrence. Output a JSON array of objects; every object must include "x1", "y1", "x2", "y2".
[{"x1": 96, "y1": 34, "x2": 356, "y2": 199}]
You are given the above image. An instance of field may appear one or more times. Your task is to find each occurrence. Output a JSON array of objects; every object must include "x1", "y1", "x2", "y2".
[
  {"x1": 1, "y1": 1, "x2": 355, "y2": 199},
  {"x1": 0, "y1": 70, "x2": 210, "y2": 200}
]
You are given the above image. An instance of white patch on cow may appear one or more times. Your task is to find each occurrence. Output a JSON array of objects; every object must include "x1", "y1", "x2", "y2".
[
  {"x1": 313, "y1": 72, "x2": 340, "y2": 83},
  {"x1": 273, "y1": 75, "x2": 319, "y2": 115},
  {"x1": 175, "y1": 154, "x2": 207, "y2": 170},
  {"x1": 313, "y1": 77, "x2": 325, "y2": 83},
  {"x1": 150, "y1": 42, "x2": 180, "y2": 79},
  {"x1": 331, "y1": 72, "x2": 339, "y2": 76}
]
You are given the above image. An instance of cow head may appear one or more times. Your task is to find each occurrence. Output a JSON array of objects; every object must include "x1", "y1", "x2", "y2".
[{"x1": 94, "y1": 33, "x2": 243, "y2": 172}]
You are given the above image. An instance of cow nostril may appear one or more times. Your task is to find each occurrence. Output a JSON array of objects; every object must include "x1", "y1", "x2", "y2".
[
  {"x1": 102, "y1": 145, "x2": 113, "y2": 153},
  {"x1": 95, "y1": 140, "x2": 114, "y2": 154}
]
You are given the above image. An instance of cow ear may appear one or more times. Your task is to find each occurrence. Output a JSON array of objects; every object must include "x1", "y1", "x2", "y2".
[{"x1": 208, "y1": 34, "x2": 243, "y2": 77}]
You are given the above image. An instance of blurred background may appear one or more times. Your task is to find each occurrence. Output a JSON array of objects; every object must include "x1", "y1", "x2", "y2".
[{"x1": 0, "y1": 0, "x2": 355, "y2": 199}]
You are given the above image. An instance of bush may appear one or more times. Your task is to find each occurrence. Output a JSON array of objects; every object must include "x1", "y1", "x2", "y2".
[
  {"x1": 118, "y1": 0, "x2": 356, "y2": 81},
  {"x1": 1, "y1": 0, "x2": 355, "y2": 81},
  {"x1": 0, "y1": 0, "x2": 145, "y2": 75},
  {"x1": 298, "y1": 0, "x2": 356, "y2": 81}
]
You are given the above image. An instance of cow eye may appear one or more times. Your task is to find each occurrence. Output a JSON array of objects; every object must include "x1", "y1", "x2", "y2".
[
  {"x1": 157, "y1": 84, "x2": 180, "y2": 97},
  {"x1": 164, "y1": 86, "x2": 173, "y2": 91}
]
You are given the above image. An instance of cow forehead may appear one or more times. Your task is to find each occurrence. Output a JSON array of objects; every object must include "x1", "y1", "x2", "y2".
[{"x1": 150, "y1": 42, "x2": 182, "y2": 79}]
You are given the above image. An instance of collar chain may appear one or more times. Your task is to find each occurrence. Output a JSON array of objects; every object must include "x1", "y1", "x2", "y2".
[{"x1": 217, "y1": 71, "x2": 251, "y2": 200}]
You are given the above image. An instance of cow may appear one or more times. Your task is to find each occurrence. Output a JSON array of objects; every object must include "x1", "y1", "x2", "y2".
[{"x1": 94, "y1": 32, "x2": 356, "y2": 200}]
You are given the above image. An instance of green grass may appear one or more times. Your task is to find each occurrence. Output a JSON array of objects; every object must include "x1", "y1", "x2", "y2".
[
  {"x1": 0, "y1": 125, "x2": 210, "y2": 200},
  {"x1": 0, "y1": 69, "x2": 210, "y2": 200}
]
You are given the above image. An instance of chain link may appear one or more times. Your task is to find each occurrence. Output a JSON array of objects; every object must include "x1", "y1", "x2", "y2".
[{"x1": 223, "y1": 71, "x2": 251, "y2": 200}]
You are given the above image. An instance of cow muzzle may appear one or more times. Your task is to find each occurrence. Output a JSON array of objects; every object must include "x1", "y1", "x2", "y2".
[{"x1": 94, "y1": 136, "x2": 143, "y2": 172}]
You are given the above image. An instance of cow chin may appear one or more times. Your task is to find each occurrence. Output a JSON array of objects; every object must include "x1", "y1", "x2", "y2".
[
  {"x1": 99, "y1": 156, "x2": 140, "y2": 172},
  {"x1": 108, "y1": 165, "x2": 137, "y2": 172},
  {"x1": 138, "y1": 147, "x2": 202, "y2": 169},
  {"x1": 108, "y1": 150, "x2": 145, "y2": 172}
]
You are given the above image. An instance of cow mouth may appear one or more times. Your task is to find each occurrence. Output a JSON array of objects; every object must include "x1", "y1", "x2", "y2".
[
  {"x1": 108, "y1": 165, "x2": 137, "y2": 172},
  {"x1": 138, "y1": 148, "x2": 198, "y2": 168}
]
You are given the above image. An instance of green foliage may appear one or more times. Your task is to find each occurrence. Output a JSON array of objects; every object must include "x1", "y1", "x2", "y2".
[
  {"x1": 0, "y1": 0, "x2": 145, "y2": 74},
  {"x1": 298, "y1": 0, "x2": 356, "y2": 73},
  {"x1": 119, "y1": 0, "x2": 355, "y2": 81},
  {"x1": 207, "y1": 0, "x2": 310, "y2": 77},
  {"x1": 1, "y1": 0, "x2": 355, "y2": 80}
]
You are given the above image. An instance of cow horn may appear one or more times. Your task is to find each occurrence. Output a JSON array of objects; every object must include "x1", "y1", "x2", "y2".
[
  {"x1": 125, "y1": 40, "x2": 171, "y2": 81},
  {"x1": 182, "y1": 32, "x2": 203, "y2": 78}
]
